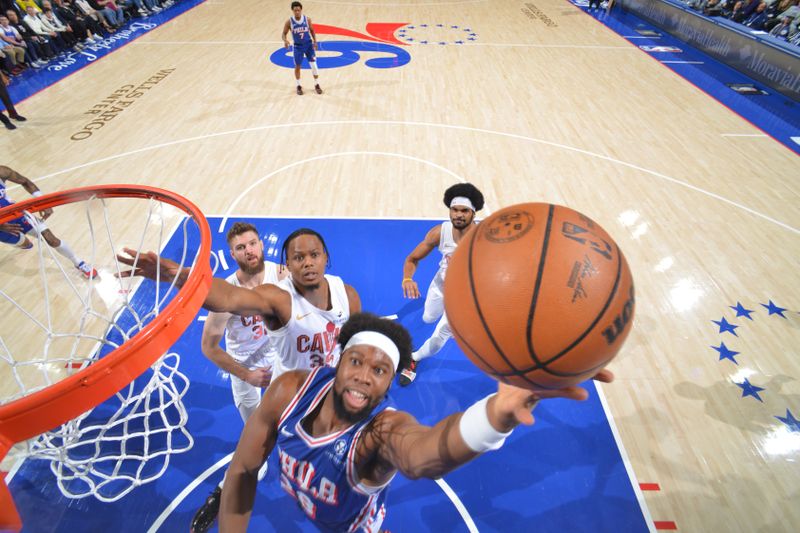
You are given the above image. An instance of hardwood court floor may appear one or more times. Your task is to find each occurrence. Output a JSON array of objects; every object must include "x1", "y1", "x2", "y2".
[{"x1": 2, "y1": 0, "x2": 798, "y2": 531}]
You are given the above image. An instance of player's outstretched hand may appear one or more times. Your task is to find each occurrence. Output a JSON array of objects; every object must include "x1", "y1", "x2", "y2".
[
  {"x1": 115, "y1": 247, "x2": 184, "y2": 284},
  {"x1": 0, "y1": 222, "x2": 24, "y2": 235},
  {"x1": 402, "y1": 279, "x2": 420, "y2": 299},
  {"x1": 491, "y1": 369, "x2": 615, "y2": 429},
  {"x1": 247, "y1": 367, "x2": 273, "y2": 388}
]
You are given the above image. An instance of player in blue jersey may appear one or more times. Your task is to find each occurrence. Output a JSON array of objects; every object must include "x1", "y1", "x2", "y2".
[
  {"x1": 218, "y1": 312, "x2": 614, "y2": 532},
  {"x1": 0, "y1": 165, "x2": 97, "y2": 278},
  {"x1": 281, "y1": 1, "x2": 322, "y2": 96}
]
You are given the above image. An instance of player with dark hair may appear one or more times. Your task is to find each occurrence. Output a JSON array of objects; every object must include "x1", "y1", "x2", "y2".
[
  {"x1": 0, "y1": 165, "x2": 96, "y2": 278},
  {"x1": 281, "y1": 1, "x2": 322, "y2": 95},
  {"x1": 398, "y1": 182, "x2": 485, "y2": 385},
  {"x1": 218, "y1": 312, "x2": 614, "y2": 531},
  {"x1": 119, "y1": 227, "x2": 360, "y2": 533}
]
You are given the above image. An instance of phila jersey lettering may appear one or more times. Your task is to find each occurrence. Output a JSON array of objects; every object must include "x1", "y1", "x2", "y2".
[{"x1": 276, "y1": 367, "x2": 393, "y2": 532}]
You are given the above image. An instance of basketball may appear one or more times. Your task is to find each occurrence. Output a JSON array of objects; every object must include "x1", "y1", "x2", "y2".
[{"x1": 444, "y1": 203, "x2": 635, "y2": 390}]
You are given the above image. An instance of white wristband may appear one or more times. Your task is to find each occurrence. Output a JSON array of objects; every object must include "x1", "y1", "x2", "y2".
[
  {"x1": 458, "y1": 394, "x2": 513, "y2": 453},
  {"x1": 32, "y1": 191, "x2": 43, "y2": 197}
]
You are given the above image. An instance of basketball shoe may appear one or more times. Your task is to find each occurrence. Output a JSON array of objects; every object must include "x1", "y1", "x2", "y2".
[
  {"x1": 398, "y1": 360, "x2": 417, "y2": 386},
  {"x1": 296, "y1": 86, "x2": 303, "y2": 95},
  {"x1": 76, "y1": 261, "x2": 98, "y2": 279},
  {"x1": 314, "y1": 84, "x2": 323, "y2": 94},
  {"x1": 191, "y1": 486, "x2": 221, "y2": 533}
]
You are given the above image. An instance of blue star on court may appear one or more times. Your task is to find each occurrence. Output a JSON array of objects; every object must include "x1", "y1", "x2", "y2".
[
  {"x1": 761, "y1": 300, "x2": 787, "y2": 318},
  {"x1": 711, "y1": 342, "x2": 740, "y2": 364},
  {"x1": 712, "y1": 317, "x2": 739, "y2": 336},
  {"x1": 729, "y1": 302, "x2": 754, "y2": 320},
  {"x1": 735, "y1": 379, "x2": 764, "y2": 402},
  {"x1": 775, "y1": 409, "x2": 800, "y2": 432}
]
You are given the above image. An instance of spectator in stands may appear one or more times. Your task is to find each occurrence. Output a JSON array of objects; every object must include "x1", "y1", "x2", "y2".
[
  {"x1": 6, "y1": 9, "x2": 54, "y2": 61},
  {"x1": 41, "y1": 7, "x2": 82, "y2": 49},
  {"x1": 0, "y1": 14, "x2": 43, "y2": 67},
  {"x1": 716, "y1": 0, "x2": 737, "y2": 17},
  {"x1": 92, "y1": 0, "x2": 124, "y2": 29},
  {"x1": 729, "y1": 1, "x2": 749, "y2": 21},
  {"x1": 51, "y1": 0, "x2": 103, "y2": 42},
  {"x1": 744, "y1": 1, "x2": 770, "y2": 28},
  {"x1": 73, "y1": 0, "x2": 113, "y2": 34},
  {"x1": 740, "y1": 0, "x2": 762, "y2": 18},
  {"x1": 0, "y1": 28, "x2": 24, "y2": 74},
  {"x1": 704, "y1": 0, "x2": 725, "y2": 16},
  {"x1": 769, "y1": 14, "x2": 793, "y2": 37},
  {"x1": 24, "y1": 5, "x2": 67, "y2": 54},
  {"x1": 764, "y1": 0, "x2": 799, "y2": 30},
  {"x1": 15, "y1": 0, "x2": 39, "y2": 14}
]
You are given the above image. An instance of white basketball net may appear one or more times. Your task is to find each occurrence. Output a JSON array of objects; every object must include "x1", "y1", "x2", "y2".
[{"x1": 0, "y1": 192, "x2": 203, "y2": 501}]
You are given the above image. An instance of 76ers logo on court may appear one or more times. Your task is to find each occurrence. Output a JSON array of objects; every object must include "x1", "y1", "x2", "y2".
[{"x1": 270, "y1": 23, "x2": 411, "y2": 69}]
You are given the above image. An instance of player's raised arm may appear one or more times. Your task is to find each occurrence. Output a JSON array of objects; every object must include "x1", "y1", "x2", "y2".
[
  {"x1": 116, "y1": 248, "x2": 284, "y2": 316},
  {"x1": 219, "y1": 370, "x2": 308, "y2": 532},
  {"x1": 370, "y1": 370, "x2": 614, "y2": 481},
  {"x1": 0, "y1": 165, "x2": 52, "y2": 218},
  {"x1": 401, "y1": 225, "x2": 441, "y2": 299}
]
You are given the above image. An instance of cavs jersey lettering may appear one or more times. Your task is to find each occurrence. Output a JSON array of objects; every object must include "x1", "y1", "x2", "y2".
[
  {"x1": 268, "y1": 274, "x2": 350, "y2": 380},
  {"x1": 223, "y1": 261, "x2": 281, "y2": 368},
  {"x1": 276, "y1": 367, "x2": 392, "y2": 532},
  {"x1": 289, "y1": 15, "x2": 312, "y2": 46}
]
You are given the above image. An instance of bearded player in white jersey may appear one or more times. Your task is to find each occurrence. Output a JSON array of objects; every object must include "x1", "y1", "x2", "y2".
[
  {"x1": 118, "y1": 227, "x2": 361, "y2": 532},
  {"x1": 399, "y1": 183, "x2": 485, "y2": 386}
]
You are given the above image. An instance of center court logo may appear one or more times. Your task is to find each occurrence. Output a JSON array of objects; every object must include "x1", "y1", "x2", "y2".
[{"x1": 270, "y1": 23, "x2": 411, "y2": 70}]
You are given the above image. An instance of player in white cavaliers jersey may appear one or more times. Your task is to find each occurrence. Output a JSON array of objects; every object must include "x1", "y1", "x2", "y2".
[
  {"x1": 268, "y1": 269, "x2": 350, "y2": 380},
  {"x1": 193, "y1": 222, "x2": 289, "y2": 533},
  {"x1": 399, "y1": 183, "x2": 485, "y2": 386},
  {"x1": 201, "y1": 222, "x2": 289, "y2": 421},
  {"x1": 119, "y1": 228, "x2": 361, "y2": 372}
]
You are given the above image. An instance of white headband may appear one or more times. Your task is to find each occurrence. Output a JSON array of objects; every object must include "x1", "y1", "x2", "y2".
[
  {"x1": 343, "y1": 331, "x2": 400, "y2": 371},
  {"x1": 450, "y1": 196, "x2": 475, "y2": 210}
]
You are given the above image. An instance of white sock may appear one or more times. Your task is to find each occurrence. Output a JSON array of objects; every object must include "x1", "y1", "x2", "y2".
[
  {"x1": 295, "y1": 78, "x2": 301, "y2": 86},
  {"x1": 55, "y1": 242, "x2": 81, "y2": 267}
]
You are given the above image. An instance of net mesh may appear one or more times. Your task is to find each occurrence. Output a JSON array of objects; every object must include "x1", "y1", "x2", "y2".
[{"x1": 0, "y1": 189, "x2": 205, "y2": 501}]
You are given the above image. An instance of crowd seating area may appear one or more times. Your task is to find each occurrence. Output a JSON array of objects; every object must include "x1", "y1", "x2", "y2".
[
  {"x1": 0, "y1": 0, "x2": 183, "y2": 79},
  {"x1": 683, "y1": 0, "x2": 800, "y2": 45}
]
